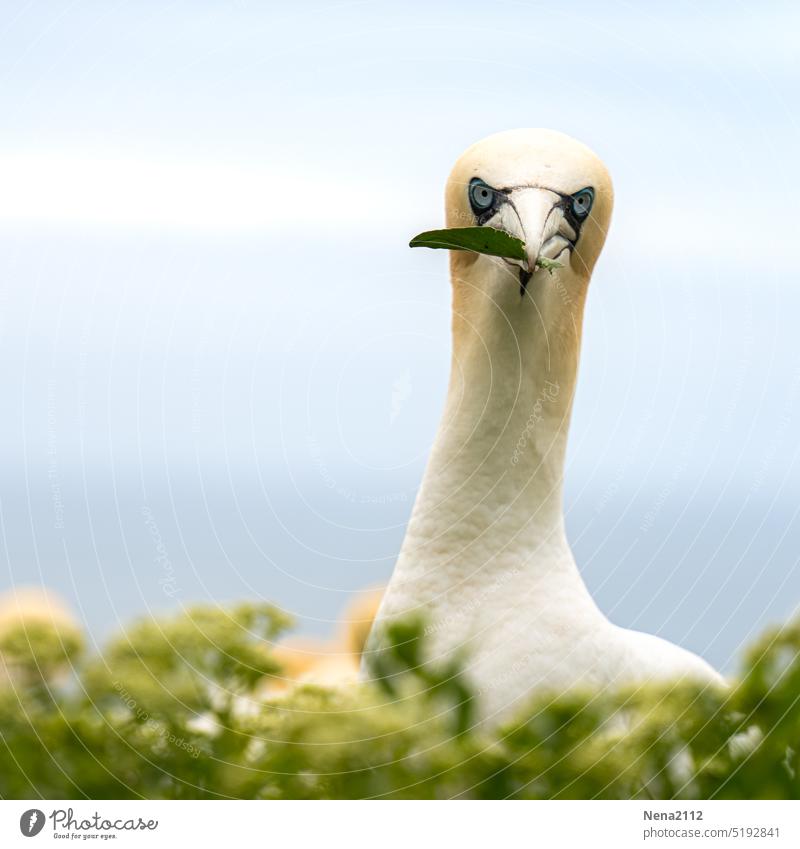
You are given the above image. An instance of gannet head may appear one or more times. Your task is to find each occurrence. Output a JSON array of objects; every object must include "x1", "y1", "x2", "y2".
[{"x1": 445, "y1": 129, "x2": 613, "y2": 297}]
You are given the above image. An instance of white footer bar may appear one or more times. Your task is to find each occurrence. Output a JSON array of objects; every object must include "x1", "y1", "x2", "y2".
[{"x1": 1, "y1": 800, "x2": 795, "y2": 848}]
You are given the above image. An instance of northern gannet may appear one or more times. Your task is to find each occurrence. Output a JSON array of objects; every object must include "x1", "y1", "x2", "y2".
[
  {"x1": 260, "y1": 588, "x2": 383, "y2": 696},
  {"x1": 364, "y1": 129, "x2": 723, "y2": 721}
]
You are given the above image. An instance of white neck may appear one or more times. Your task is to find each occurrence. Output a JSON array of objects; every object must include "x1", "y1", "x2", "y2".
[{"x1": 389, "y1": 260, "x2": 595, "y2": 613}]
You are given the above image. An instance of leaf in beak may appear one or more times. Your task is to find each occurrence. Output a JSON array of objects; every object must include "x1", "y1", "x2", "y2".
[
  {"x1": 535, "y1": 257, "x2": 563, "y2": 274},
  {"x1": 409, "y1": 226, "x2": 563, "y2": 274},
  {"x1": 409, "y1": 227, "x2": 525, "y2": 261}
]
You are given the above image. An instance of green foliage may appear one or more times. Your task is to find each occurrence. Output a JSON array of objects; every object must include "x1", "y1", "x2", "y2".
[
  {"x1": 368, "y1": 616, "x2": 475, "y2": 735},
  {"x1": 0, "y1": 617, "x2": 82, "y2": 684},
  {"x1": 409, "y1": 226, "x2": 563, "y2": 274},
  {"x1": 0, "y1": 601, "x2": 798, "y2": 799}
]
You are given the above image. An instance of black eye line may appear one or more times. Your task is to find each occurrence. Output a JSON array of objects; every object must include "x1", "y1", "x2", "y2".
[
  {"x1": 470, "y1": 181, "x2": 593, "y2": 220},
  {"x1": 495, "y1": 183, "x2": 594, "y2": 204},
  {"x1": 467, "y1": 180, "x2": 592, "y2": 286}
]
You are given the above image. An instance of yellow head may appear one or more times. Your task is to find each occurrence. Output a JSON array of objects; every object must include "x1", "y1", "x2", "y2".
[{"x1": 445, "y1": 129, "x2": 613, "y2": 298}]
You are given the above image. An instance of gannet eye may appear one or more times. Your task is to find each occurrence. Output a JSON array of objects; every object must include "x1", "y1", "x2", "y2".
[
  {"x1": 571, "y1": 188, "x2": 594, "y2": 218},
  {"x1": 469, "y1": 178, "x2": 497, "y2": 214}
]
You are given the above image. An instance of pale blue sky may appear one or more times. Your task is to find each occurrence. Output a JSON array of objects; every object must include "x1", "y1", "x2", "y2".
[{"x1": 0, "y1": 1, "x2": 798, "y2": 670}]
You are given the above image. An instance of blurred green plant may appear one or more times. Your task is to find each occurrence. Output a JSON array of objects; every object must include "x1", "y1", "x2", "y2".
[{"x1": 0, "y1": 599, "x2": 797, "y2": 799}]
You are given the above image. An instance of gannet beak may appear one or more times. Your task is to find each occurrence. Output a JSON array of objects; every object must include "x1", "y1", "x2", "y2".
[{"x1": 508, "y1": 189, "x2": 568, "y2": 274}]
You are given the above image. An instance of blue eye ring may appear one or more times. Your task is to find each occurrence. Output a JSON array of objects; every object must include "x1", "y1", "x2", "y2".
[
  {"x1": 571, "y1": 187, "x2": 594, "y2": 218},
  {"x1": 469, "y1": 178, "x2": 496, "y2": 213}
]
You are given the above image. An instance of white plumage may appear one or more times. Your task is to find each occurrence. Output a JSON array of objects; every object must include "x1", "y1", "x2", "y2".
[{"x1": 365, "y1": 129, "x2": 723, "y2": 722}]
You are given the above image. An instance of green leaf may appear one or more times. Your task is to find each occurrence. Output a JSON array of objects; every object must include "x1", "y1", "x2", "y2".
[
  {"x1": 409, "y1": 227, "x2": 526, "y2": 261},
  {"x1": 409, "y1": 227, "x2": 565, "y2": 275},
  {"x1": 536, "y1": 257, "x2": 563, "y2": 274}
]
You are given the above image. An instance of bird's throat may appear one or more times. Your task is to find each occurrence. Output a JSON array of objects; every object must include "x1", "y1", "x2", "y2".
[{"x1": 397, "y1": 270, "x2": 587, "y2": 587}]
